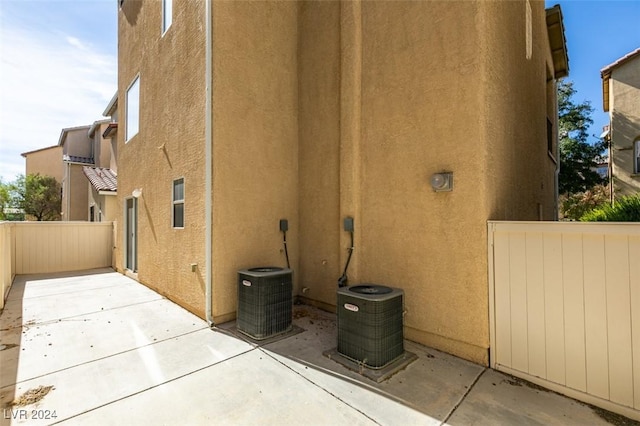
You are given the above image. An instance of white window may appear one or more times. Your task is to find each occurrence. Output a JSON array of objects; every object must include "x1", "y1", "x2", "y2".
[
  {"x1": 126, "y1": 76, "x2": 140, "y2": 142},
  {"x1": 162, "y1": 0, "x2": 172, "y2": 34},
  {"x1": 635, "y1": 139, "x2": 640, "y2": 174},
  {"x1": 173, "y1": 178, "x2": 184, "y2": 228}
]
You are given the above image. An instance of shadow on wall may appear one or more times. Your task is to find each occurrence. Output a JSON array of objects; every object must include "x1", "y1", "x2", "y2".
[{"x1": 122, "y1": 0, "x2": 143, "y2": 26}]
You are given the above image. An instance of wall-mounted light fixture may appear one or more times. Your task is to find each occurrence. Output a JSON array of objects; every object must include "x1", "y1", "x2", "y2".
[
  {"x1": 430, "y1": 172, "x2": 453, "y2": 192},
  {"x1": 132, "y1": 188, "x2": 143, "y2": 198}
]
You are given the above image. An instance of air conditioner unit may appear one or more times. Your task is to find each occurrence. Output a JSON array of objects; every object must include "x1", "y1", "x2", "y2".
[
  {"x1": 237, "y1": 267, "x2": 293, "y2": 340},
  {"x1": 337, "y1": 284, "x2": 404, "y2": 369}
]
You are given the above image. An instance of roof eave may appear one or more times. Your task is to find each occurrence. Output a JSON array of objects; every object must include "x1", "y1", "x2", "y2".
[{"x1": 546, "y1": 5, "x2": 569, "y2": 80}]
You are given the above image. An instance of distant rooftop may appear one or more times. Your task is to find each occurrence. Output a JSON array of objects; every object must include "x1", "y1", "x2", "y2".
[{"x1": 83, "y1": 167, "x2": 117, "y2": 193}]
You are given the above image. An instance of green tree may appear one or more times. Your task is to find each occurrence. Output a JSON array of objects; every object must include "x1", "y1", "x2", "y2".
[
  {"x1": 13, "y1": 174, "x2": 62, "y2": 221},
  {"x1": 0, "y1": 178, "x2": 10, "y2": 220},
  {"x1": 558, "y1": 80, "x2": 606, "y2": 195}
]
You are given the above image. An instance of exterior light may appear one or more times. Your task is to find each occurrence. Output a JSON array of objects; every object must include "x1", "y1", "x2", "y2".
[
  {"x1": 132, "y1": 188, "x2": 143, "y2": 198},
  {"x1": 430, "y1": 172, "x2": 453, "y2": 192}
]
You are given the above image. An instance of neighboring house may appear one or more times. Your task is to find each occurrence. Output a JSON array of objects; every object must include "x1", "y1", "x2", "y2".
[
  {"x1": 21, "y1": 145, "x2": 65, "y2": 221},
  {"x1": 83, "y1": 167, "x2": 117, "y2": 222},
  {"x1": 601, "y1": 47, "x2": 640, "y2": 200},
  {"x1": 21, "y1": 145, "x2": 64, "y2": 184},
  {"x1": 58, "y1": 120, "x2": 118, "y2": 221},
  {"x1": 58, "y1": 125, "x2": 93, "y2": 221},
  {"x1": 84, "y1": 113, "x2": 118, "y2": 222},
  {"x1": 115, "y1": 0, "x2": 568, "y2": 365}
]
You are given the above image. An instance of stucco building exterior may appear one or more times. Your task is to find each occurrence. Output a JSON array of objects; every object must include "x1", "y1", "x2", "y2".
[
  {"x1": 601, "y1": 47, "x2": 640, "y2": 200},
  {"x1": 115, "y1": 0, "x2": 568, "y2": 365},
  {"x1": 21, "y1": 145, "x2": 64, "y2": 184}
]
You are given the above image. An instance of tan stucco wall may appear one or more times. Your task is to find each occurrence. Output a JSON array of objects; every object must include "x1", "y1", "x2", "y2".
[
  {"x1": 117, "y1": 0, "x2": 207, "y2": 317},
  {"x1": 212, "y1": 1, "x2": 299, "y2": 322},
  {"x1": 92, "y1": 122, "x2": 113, "y2": 169},
  {"x1": 117, "y1": 0, "x2": 560, "y2": 365},
  {"x1": 483, "y1": 0, "x2": 558, "y2": 222},
  {"x1": 24, "y1": 146, "x2": 63, "y2": 183},
  {"x1": 610, "y1": 56, "x2": 640, "y2": 198},
  {"x1": 63, "y1": 163, "x2": 90, "y2": 221},
  {"x1": 88, "y1": 187, "x2": 117, "y2": 222},
  {"x1": 61, "y1": 127, "x2": 91, "y2": 159}
]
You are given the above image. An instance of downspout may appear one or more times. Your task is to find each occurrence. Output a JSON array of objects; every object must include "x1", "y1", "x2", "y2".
[{"x1": 204, "y1": 0, "x2": 214, "y2": 327}]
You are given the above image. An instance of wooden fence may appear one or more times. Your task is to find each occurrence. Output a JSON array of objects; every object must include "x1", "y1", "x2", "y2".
[
  {"x1": 488, "y1": 221, "x2": 640, "y2": 420},
  {"x1": 0, "y1": 222, "x2": 113, "y2": 309}
]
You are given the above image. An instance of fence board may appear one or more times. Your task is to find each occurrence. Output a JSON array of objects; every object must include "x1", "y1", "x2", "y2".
[
  {"x1": 562, "y1": 233, "x2": 587, "y2": 392},
  {"x1": 510, "y1": 232, "x2": 529, "y2": 372},
  {"x1": 489, "y1": 221, "x2": 640, "y2": 420},
  {"x1": 583, "y1": 234, "x2": 609, "y2": 400},
  {"x1": 605, "y1": 235, "x2": 634, "y2": 407},
  {"x1": 630, "y1": 236, "x2": 640, "y2": 410},
  {"x1": 543, "y1": 232, "x2": 565, "y2": 385},
  {"x1": 526, "y1": 232, "x2": 546, "y2": 378}
]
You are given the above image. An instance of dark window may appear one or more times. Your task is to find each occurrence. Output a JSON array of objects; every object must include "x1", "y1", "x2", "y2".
[{"x1": 173, "y1": 178, "x2": 184, "y2": 228}]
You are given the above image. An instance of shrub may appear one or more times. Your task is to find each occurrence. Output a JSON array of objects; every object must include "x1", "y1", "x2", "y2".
[
  {"x1": 560, "y1": 185, "x2": 610, "y2": 220},
  {"x1": 580, "y1": 194, "x2": 640, "y2": 222}
]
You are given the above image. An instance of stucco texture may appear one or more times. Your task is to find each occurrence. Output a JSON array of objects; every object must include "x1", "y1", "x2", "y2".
[
  {"x1": 117, "y1": 0, "x2": 207, "y2": 317},
  {"x1": 117, "y1": 0, "x2": 561, "y2": 365},
  {"x1": 24, "y1": 147, "x2": 63, "y2": 183},
  {"x1": 609, "y1": 56, "x2": 640, "y2": 198}
]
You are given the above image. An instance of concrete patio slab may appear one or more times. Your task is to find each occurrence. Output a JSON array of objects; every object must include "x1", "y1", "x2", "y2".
[
  {"x1": 447, "y1": 369, "x2": 619, "y2": 426},
  {"x1": 1, "y1": 329, "x2": 252, "y2": 424},
  {"x1": 0, "y1": 269, "x2": 634, "y2": 426},
  {"x1": 60, "y1": 349, "x2": 379, "y2": 426}
]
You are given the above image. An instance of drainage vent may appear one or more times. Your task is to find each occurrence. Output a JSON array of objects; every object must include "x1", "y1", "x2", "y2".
[
  {"x1": 237, "y1": 267, "x2": 293, "y2": 340},
  {"x1": 337, "y1": 284, "x2": 404, "y2": 369}
]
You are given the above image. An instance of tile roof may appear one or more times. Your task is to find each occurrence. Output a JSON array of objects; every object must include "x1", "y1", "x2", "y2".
[
  {"x1": 83, "y1": 167, "x2": 117, "y2": 192},
  {"x1": 601, "y1": 47, "x2": 640, "y2": 75}
]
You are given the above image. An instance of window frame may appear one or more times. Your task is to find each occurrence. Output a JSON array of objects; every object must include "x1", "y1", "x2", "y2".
[
  {"x1": 125, "y1": 75, "x2": 140, "y2": 143},
  {"x1": 162, "y1": 0, "x2": 173, "y2": 35},
  {"x1": 172, "y1": 177, "x2": 185, "y2": 229}
]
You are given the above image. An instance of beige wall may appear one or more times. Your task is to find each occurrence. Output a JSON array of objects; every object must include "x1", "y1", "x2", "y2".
[
  {"x1": 63, "y1": 163, "x2": 90, "y2": 221},
  {"x1": 88, "y1": 187, "x2": 117, "y2": 223},
  {"x1": 117, "y1": 0, "x2": 560, "y2": 364},
  {"x1": 24, "y1": 146, "x2": 63, "y2": 183},
  {"x1": 61, "y1": 127, "x2": 91, "y2": 158},
  {"x1": 117, "y1": 0, "x2": 207, "y2": 317},
  {"x1": 609, "y1": 56, "x2": 640, "y2": 198},
  {"x1": 212, "y1": 1, "x2": 299, "y2": 323}
]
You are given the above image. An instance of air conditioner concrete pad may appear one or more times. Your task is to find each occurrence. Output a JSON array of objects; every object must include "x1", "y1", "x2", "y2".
[
  {"x1": 222, "y1": 324, "x2": 305, "y2": 346},
  {"x1": 323, "y1": 348, "x2": 418, "y2": 383}
]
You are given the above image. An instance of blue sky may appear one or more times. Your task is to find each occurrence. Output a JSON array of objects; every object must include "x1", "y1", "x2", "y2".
[
  {"x1": 0, "y1": 1, "x2": 639, "y2": 184},
  {"x1": 0, "y1": 0, "x2": 117, "y2": 183},
  {"x1": 547, "y1": 0, "x2": 640, "y2": 141}
]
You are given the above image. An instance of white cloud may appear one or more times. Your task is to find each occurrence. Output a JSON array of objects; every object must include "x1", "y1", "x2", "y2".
[{"x1": 0, "y1": 15, "x2": 116, "y2": 183}]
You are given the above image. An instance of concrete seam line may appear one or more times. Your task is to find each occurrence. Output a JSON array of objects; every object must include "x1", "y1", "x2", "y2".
[
  {"x1": 440, "y1": 367, "x2": 488, "y2": 425},
  {"x1": 258, "y1": 347, "x2": 382, "y2": 426},
  {"x1": 47, "y1": 347, "x2": 258, "y2": 425},
  {"x1": 0, "y1": 327, "x2": 211, "y2": 391},
  {"x1": 0, "y1": 297, "x2": 167, "y2": 331}
]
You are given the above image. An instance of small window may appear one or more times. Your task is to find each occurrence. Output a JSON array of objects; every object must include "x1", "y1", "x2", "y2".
[
  {"x1": 173, "y1": 178, "x2": 184, "y2": 228},
  {"x1": 635, "y1": 139, "x2": 640, "y2": 174},
  {"x1": 162, "y1": 0, "x2": 173, "y2": 34},
  {"x1": 126, "y1": 75, "x2": 140, "y2": 142}
]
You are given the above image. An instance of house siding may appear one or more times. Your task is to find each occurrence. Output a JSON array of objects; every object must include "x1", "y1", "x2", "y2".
[{"x1": 609, "y1": 55, "x2": 640, "y2": 198}]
